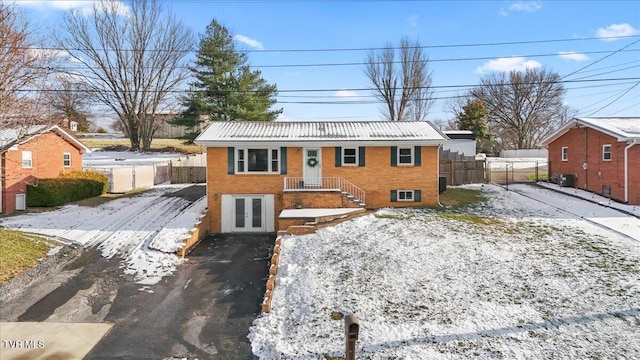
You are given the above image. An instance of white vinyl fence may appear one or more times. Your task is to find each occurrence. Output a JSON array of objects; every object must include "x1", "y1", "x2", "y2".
[{"x1": 84, "y1": 153, "x2": 205, "y2": 193}]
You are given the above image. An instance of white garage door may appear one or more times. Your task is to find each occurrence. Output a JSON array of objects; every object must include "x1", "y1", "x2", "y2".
[{"x1": 221, "y1": 194, "x2": 274, "y2": 233}]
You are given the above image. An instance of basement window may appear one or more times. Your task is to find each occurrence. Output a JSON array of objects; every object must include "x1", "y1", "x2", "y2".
[
  {"x1": 602, "y1": 144, "x2": 612, "y2": 161},
  {"x1": 397, "y1": 190, "x2": 414, "y2": 201}
]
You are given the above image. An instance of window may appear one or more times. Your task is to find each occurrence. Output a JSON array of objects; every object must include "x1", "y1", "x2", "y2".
[
  {"x1": 561, "y1": 147, "x2": 568, "y2": 161},
  {"x1": 22, "y1": 151, "x2": 32, "y2": 168},
  {"x1": 342, "y1": 148, "x2": 358, "y2": 166},
  {"x1": 236, "y1": 148, "x2": 280, "y2": 173},
  {"x1": 602, "y1": 144, "x2": 612, "y2": 161},
  {"x1": 63, "y1": 152, "x2": 71, "y2": 167},
  {"x1": 397, "y1": 190, "x2": 414, "y2": 201},
  {"x1": 398, "y1": 147, "x2": 413, "y2": 165}
]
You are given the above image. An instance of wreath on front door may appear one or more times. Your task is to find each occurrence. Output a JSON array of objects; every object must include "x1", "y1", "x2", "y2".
[{"x1": 306, "y1": 158, "x2": 319, "y2": 168}]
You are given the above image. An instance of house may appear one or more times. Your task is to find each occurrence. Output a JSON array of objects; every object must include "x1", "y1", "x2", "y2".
[
  {"x1": 540, "y1": 117, "x2": 640, "y2": 204},
  {"x1": 194, "y1": 121, "x2": 448, "y2": 233},
  {"x1": 0, "y1": 125, "x2": 91, "y2": 214},
  {"x1": 442, "y1": 130, "x2": 476, "y2": 159}
]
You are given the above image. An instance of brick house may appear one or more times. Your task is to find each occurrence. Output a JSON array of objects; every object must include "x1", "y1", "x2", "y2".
[
  {"x1": 540, "y1": 117, "x2": 640, "y2": 204},
  {"x1": 194, "y1": 121, "x2": 448, "y2": 233},
  {"x1": 0, "y1": 125, "x2": 91, "y2": 214}
]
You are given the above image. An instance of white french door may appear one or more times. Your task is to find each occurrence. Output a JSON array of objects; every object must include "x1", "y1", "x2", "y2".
[{"x1": 221, "y1": 194, "x2": 274, "y2": 233}]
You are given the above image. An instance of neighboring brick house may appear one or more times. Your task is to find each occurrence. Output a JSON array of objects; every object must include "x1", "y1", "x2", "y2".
[
  {"x1": 194, "y1": 121, "x2": 447, "y2": 233},
  {"x1": 0, "y1": 125, "x2": 91, "y2": 214},
  {"x1": 540, "y1": 117, "x2": 640, "y2": 204}
]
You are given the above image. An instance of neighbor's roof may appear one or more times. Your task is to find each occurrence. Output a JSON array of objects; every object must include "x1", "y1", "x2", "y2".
[
  {"x1": 540, "y1": 117, "x2": 640, "y2": 146},
  {"x1": 195, "y1": 121, "x2": 448, "y2": 146},
  {"x1": 0, "y1": 125, "x2": 91, "y2": 153}
]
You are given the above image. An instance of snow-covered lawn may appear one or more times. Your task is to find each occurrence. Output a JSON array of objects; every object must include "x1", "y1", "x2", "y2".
[
  {"x1": 250, "y1": 184, "x2": 640, "y2": 359},
  {"x1": 0, "y1": 185, "x2": 207, "y2": 285}
]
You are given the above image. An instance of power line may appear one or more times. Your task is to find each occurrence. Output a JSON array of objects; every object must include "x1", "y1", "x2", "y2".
[
  {"x1": 5, "y1": 34, "x2": 639, "y2": 54},
  {"x1": 586, "y1": 81, "x2": 640, "y2": 116}
]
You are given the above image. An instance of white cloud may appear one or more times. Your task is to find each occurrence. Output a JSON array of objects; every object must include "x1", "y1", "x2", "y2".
[
  {"x1": 335, "y1": 90, "x2": 361, "y2": 99},
  {"x1": 558, "y1": 51, "x2": 590, "y2": 62},
  {"x1": 233, "y1": 35, "x2": 264, "y2": 50},
  {"x1": 500, "y1": 1, "x2": 542, "y2": 16},
  {"x1": 407, "y1": 15, "x2": 419, "y2": 29},
  {"x1": 475, "y1": 57, "x2": 542, "y2": 74},
  {"x1": 16, "y1": 0, "x2": 129, "y2": 16},
  {"x1": 596, "y1": 23, "x2": 639, "y2": 41}
]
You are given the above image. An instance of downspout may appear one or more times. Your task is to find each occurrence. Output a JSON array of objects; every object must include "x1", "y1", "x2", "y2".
[
  {"x1": 624, "y1": 138, "x2": 638, "y2": 203},
  {"x1": 584, "y1": 127, "x2": 588, "y2": 189}
]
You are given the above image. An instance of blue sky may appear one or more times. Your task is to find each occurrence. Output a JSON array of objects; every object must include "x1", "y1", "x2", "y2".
[{"x1": 15, "y1": 0, "x2": 640, "y2": 127}]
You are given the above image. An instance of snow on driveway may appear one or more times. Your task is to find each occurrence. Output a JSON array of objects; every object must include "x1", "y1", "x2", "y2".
[
  {"x1": 0, "y1": 185, "x2": 207, "y2": 285},
  {"x1": 249, "y1": 184, "x2": 640, "y2": 359}
]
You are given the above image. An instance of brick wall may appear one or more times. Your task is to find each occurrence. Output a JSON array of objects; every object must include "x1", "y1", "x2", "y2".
[
  {"x1": 548, "y1": 126, "x2": 639, "y2": 204},
  {"x1": 205, "y1": 145, "x2": 440, "y2": 232},
  {"x1": 2, "y1": 132, "x2": 84, "y2": 213}
]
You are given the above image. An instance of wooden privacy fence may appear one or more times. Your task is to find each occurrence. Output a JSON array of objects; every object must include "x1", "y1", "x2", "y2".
[
  {"x1": 171, "y1": 166, "x2": 206, "y2": 184},
  {"x1": 439, "y1": 160, "x2": 485, "y2": 186}
]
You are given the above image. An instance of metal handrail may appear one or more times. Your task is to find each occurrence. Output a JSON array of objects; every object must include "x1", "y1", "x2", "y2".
[{"x1": 283, "y1": 177, "x2": 365, "y2": 205}]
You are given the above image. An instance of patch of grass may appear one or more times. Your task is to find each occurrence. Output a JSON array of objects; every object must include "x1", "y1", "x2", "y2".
[
  {"x1": 438, "y1": 212, "x2": 501, "y2": 226},
  {"x1": 80, "y1": 137, "x2": 203, "y2": 154},
  {"x1": 527, "y1": 172, "x2": 548, "y2": 181},
  {"x1": 71, "y1": 188, "x2": 151, "y2": 207},
  {"x1": 0, "y1": 229, "x2": 56, "y2": 283},
  {"x1": 330, "y1": 311, "x2": 344, "y2": 320},
  {"x1": 438, "y1": 187, "x2": 486, "y2": 209}
]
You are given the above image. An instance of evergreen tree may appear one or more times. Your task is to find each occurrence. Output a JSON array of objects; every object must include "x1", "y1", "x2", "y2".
[
  {"x1": 456, "y1": 98, "x2": 493, "y2": 153},
  {"x1": 174, "y1": 20, "x2": 282, "y2": 142}
]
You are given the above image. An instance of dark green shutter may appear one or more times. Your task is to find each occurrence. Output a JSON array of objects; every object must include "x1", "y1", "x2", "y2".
[
  {"x1": 227, "y1": 147, "x2": 235, "y2": 175},
  {"x1": 335, "y1": 147, "x2": 342, "y2": 167},
  {"x1": 358, "y1": 147, "x2": 365, "y2": 167},
  {"x1": 280, "y1": 147, "x2": 287, "y2": 174},
  {"x1": 414, "y1": 190, "x2": 421, "y2": 202},
  {"x1": 390, "y1": 190, "x2": 398, "y2": 202},
  {"x1": 414, "y1": 146, "x2": 421, "y2": 166},
  {"x1": 391, "y1": 146, "x2": 397, "y2": 166}
]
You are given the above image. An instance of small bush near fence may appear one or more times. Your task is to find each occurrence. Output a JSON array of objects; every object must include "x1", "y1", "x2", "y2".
[{"x1": 27, "y1": 171, "x2": 108, "y2": 207}]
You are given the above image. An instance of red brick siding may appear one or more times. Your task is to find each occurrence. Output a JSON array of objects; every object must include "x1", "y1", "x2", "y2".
[
  {"x1": 205, "y1": 145, "x2": 440, "y2": 233},
  {"x1": 548, "y1": 127, "x2": 639, "y2": 204},
  {"x1": 2, "y1": 132, "x2": 84, "y2": 213}
]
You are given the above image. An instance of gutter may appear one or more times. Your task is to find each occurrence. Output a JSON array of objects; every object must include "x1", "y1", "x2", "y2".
[{"x1": 624, "y1": 138, "x2": 638, "y2": 203}]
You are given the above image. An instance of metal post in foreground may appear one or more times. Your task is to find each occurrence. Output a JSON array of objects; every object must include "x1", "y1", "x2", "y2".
[{"x1": 344, "y1": 314, "x2": 360, "y2": 360}]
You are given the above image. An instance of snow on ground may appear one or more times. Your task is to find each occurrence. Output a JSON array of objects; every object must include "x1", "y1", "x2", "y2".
[
  {"x1": 536, "y1": 181, "x2": 640, "y2": 218},
  {"x1": 249, "y1": 184, "x2": 640, "y2": 359},
  {"x1": 0, "y1": 185, "x2": 207, "y2": 285},
  {"x1": 83, "y1": 150, "x2": 185, "y2": 167}
]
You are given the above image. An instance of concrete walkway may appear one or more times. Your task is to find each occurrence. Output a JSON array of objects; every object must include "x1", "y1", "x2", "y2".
[{"x1": 0, "y1": 322, "x2": 113, "y2": 360}]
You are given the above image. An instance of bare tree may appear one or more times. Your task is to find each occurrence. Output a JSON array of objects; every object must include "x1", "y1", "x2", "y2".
[
  {"x1": 470, "y1": 68, "x2": 566, "y2": 150},
  {"x1": 365, "y1": 37, "x2": 433, "y2": 121},
  {"x1": 0, "y1": 2, "x2": 54, "y2": 135},
  {"x1": 47, "y1": 75, "x2": 93, "y2": 132},
  {"x1": 56, "y1": 0, "x2": 193, "y2": 150}
]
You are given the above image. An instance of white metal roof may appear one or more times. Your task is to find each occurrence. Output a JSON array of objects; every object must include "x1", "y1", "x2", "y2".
[
  {"x1": 540, "y1": 117, "x2": 640, "y2": 146},
  {"x1": 195, "y1": 121, "x2": 447, "y2": 147},
  {"x1": 0, "y1": 125, "x2": 91, "y2": 153}
]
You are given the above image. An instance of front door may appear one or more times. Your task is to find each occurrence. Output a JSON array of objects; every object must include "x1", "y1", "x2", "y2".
[
  {"x1": 233, "y1": 196, "x2": 265, "y2": 232},
  {"x1": 304, "y1": 148, "x2": 321, "y2": 186}
]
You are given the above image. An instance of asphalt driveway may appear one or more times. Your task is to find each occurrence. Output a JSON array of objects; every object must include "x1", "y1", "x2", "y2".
[{"x1": 2, "y1": 230, "x2": 275, "y2": 359}]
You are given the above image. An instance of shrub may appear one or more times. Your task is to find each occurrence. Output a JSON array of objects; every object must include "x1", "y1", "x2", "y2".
[{"x1": 27, "y1": 171, "x2": 108, "y2": 207}]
